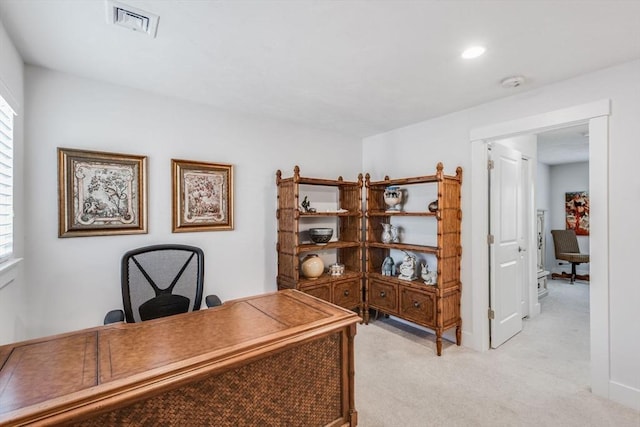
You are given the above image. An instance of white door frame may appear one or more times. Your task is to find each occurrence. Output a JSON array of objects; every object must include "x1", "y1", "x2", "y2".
[{"x1": 469, "y1": 99, "x2": 610, "y2": 399}]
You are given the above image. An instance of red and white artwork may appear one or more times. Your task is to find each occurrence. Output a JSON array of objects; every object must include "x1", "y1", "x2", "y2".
[{"x1": 565, "y1": 191, "x2": 589, "y2": 235}]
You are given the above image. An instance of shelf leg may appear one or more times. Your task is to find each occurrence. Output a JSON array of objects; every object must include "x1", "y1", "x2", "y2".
[
  {"x1": 436, "y1": 333, "x2": 442, "y2": 356},
  {"x1": 456, "y1": 325, "x2": 462, "y2": 346}
]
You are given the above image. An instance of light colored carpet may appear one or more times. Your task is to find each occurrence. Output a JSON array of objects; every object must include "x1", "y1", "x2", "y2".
[{"x1": 355, "y1": 280, "x2": 640, "y2": 426}]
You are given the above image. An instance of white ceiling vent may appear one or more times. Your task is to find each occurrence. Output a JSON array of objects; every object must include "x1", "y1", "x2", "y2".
[{"x1": 106, "y1": 1, "x2": 159, "y2": 38}]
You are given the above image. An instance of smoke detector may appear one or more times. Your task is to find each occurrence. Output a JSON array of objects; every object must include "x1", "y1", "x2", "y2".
[
  {"x1": 106, "y1": 0, "x2": 159, "y2": 38},
  {"x1": 500, "y1": 75, "x2": 526, "y2": 88}
]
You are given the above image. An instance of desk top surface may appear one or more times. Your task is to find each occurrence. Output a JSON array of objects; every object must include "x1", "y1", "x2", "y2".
[{"x1": 0, "y1": 290, "x2": 359, "y2": 423}]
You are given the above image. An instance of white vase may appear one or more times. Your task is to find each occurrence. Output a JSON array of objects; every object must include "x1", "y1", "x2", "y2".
[
  {"x1": 301, "y1": 254, "x2": 324, "y2": 280},
  {"x1": 381, "y1": 223, "x2": 398, "y2": 243},
  {"x1": 383, "y1": 186, "x2": 403, "y2": 212}
]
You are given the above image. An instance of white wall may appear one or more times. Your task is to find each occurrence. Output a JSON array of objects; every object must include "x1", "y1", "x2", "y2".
[
  {"x1": 23, "y1": 66, "x2": 361, "y2": 339},
  {"x1": 0, "y1": 20, "x2": 26, "y2": 344},
  {"x1": 536, "y1": 162, "x2": 551, "y2": 211},
  {"x1": 548, "y1": 162, "x2": 590, "y2": 275},
  {"x1": 363, "y1": 60, "x2": 640, "y2": 409}
]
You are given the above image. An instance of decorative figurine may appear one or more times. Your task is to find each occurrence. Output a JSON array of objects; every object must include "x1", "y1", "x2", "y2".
[
  {"x1": 300, "y1": 196, "x2": 316, "y2": 213},
  {"x1": 383, "y1": 186, "x2": 403, "y2": 212},
  {"x1": 398, "y1": 251, "x2": 417, "y2": 281},
  {"x1": 381, "y1": 256, "x2": 396, "y2": 276},
  {"x1": 381, "y1": 223, "x2": 399, "y2": 244},
  {"x1": 421, "y1": 262, "x2": 437, "y2": 285},
  {"x1": 300, "y1": 196, "x2": 310, "y2": 212}
]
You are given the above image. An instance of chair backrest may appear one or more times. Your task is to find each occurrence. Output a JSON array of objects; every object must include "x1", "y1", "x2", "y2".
[
  {"x1": 121, "y1": 244, "x2": 204, "y2": 323},
  {"x1": 550, "y1": 229, "x2": 580, "y2": 256}
]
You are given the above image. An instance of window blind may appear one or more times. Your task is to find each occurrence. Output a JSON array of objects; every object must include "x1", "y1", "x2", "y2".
[{"x1": 0, "y1": 96, "x2": 14, "y2": 262}]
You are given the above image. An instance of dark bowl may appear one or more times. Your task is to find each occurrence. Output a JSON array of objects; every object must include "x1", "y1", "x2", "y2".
[{"x1": 309, "y1": 228, "x2": 333, "y2": 244}]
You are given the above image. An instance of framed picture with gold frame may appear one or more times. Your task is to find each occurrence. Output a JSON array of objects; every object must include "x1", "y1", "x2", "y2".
[
  {"x1": 58, "y1": 148, "x2": 147, "y2": 237},
  {"x1": 172, "y1": 159, "x2": 234, "y2": 232}
]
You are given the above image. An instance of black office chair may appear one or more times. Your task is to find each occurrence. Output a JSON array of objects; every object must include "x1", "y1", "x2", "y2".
[
  {"x1": 550, "y1": 229, "x2": 590, "y2": 284},
  {"x1": 104, "y1": 244, "x2": 222, "y2": 324}
]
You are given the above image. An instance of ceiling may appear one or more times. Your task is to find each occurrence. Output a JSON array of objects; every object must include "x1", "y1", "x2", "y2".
[
  {"x1": 1, "y1": 0, "x2": 639, "y2": 138},
  {"x1": 537, "y1": 124, "x2": 589, "y2": 165}
]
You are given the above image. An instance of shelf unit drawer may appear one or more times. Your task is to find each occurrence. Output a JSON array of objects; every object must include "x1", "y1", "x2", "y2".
[
  {"x1": 369, "y1": 280, "x2": 398, "y2": 314},
  {"x1": 333, "y1": 279, "x2": 360, "y2": 309},
  {"x1": 399, "y1": 287, "x2": 436, "y2": 327},
  {"x1": 302, "y1": 283, "x2": 331, "y2": 302}
]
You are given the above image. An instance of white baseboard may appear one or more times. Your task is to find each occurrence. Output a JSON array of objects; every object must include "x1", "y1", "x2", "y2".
[{"x1": 609, "y1": 380, "x2": 640, "y2": 411}]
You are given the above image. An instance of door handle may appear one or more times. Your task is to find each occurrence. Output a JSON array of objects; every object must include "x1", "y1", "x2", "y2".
[{"x1": 518, "y1": 246, "x2": 527, "y2": 252}]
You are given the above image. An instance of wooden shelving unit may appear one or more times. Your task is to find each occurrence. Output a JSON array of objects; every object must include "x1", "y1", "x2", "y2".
[
  {"x1": 276, "y1": 166, "x2": 363, "y2": 316},
  {"x1": 364, "y1": 162, "x2": 462, "y2": 355}
]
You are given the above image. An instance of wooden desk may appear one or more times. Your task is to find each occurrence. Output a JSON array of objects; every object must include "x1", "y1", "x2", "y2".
[{"x1": 0, "y1": 290, "x2": 359, "y2": 426}]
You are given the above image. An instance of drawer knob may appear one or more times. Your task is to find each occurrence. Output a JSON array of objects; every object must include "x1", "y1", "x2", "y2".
[
  {"x1": 343, "y1": 290, "x2": 350, "y2": 296},
  {"x1": 413, "y1": 301, "x2": 421, "y2": 308},
  {"x1": 380, "y1": 291, "x2": 386, "y2": 298}
]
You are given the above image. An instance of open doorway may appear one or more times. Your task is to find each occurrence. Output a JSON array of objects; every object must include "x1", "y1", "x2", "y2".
[
  {"x1": 487, "y1": 124, "x2": 593, "y2": 387},
  {"x1": 530, "y1": 124, "x2": 591, "y2": 386},
  {"x1": 537, "y1": 124, "x2": 590, "y2": 281},
  {"x1": 469, "y1": 99, "x2": 610, "y2": 400}
]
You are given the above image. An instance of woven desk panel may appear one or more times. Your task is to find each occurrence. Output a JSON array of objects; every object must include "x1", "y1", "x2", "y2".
[{"x1": 73, "y1": 333, "x2": 343, "y2": 427}]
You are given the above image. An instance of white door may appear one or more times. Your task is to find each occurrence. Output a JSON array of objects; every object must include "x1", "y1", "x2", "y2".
[
  {"x1": 489, "y1": 143, "x2": 523, "y2": 348},
  {"x1": 520, "y1": 159, "x2": 530, "y2": 318}
]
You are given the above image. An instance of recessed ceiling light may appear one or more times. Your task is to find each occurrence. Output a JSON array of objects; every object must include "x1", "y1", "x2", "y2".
[{"x1": 461, "y1": 46, "x2": 486, "y2": 59}]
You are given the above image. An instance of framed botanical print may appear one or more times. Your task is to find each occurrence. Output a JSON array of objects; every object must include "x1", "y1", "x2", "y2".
[
  {"x1": 58, "y1": 148, "x2": 147, "y2": 237},
  {"x1": 172, "y1": 159, "x2": 234, "y2": 232}
]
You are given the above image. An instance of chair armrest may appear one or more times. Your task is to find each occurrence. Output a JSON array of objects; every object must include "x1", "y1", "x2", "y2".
[
  {"x1": 205, "y1": 294, "x2": 222, "y2": 308},
  {"x1": 104, "y1": 309, "x2": 125, "y2": 325}
]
